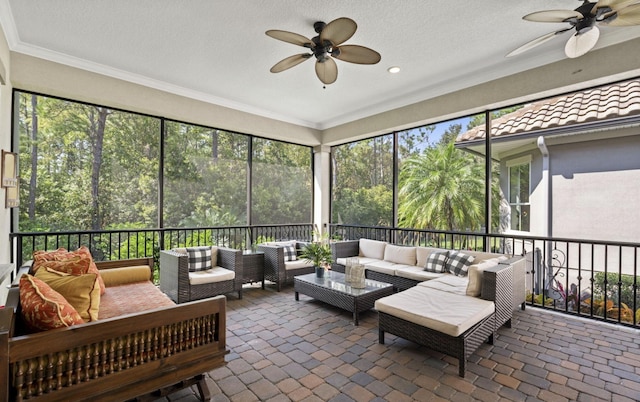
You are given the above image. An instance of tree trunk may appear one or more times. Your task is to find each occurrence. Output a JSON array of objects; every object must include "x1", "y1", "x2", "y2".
[
  {"x1": 29, "y1": 95, "x2": 38, "y2": 220},
  {"x1": 90, "y1": 107, "x2": 109, "y2": 231},
  {"x1": 212, "y1": 130, "x2": 219, "y2": 164}
]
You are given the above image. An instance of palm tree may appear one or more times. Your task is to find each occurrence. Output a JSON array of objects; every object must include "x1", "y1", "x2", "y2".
[{"x1": 398, "y1": 141, "x2": 495, "y2": 231}]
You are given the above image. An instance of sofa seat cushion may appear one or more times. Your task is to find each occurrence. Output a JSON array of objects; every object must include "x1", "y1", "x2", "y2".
[
  {"x1": 188, "y1": 267, "x2": 235, "y2": 285},
  {"x1": 99, "y1": 281, "x2": 175, "y2": 319},
  {"x1": 395, "y1": 266, "x2": 447, "y2": 282},
  {"x1": 418, "y1": 275, "x2": 469, "y2": 296},
  {"x1": 284, "y1": 260, "x2": 314, "y2": 270},
  {"x1": 336, "y1": 257, "x2": 382, "y2": 266},
  {"x1": 363, "y1": 260, "x2": 398, "y2": 276},
  {"x1": 375, "y1": 286, "x2": 495, "y2": 337}
]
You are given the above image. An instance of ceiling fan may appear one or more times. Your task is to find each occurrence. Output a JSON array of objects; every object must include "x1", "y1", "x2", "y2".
[
  {"x1": 266, "y1": 17, "x2": 381, "y2": 86},
  {"x1": 506, "y1": 0, "x2": 640, "y2": 58}
]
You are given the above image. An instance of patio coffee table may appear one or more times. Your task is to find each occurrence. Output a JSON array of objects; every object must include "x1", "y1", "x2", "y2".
[{"x1": 294, "y1": 271, "x2": 394, "y2": 325}]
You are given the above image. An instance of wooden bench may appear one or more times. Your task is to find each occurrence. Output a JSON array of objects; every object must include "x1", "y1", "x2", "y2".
[{"x1": 0, "y1": 258, "x2": 227, "y2": 401}]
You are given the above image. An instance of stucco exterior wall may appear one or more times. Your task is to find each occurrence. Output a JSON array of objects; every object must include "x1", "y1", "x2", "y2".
[{"x1": 550, "y1": 134, "x2": 640, "y2": 243}]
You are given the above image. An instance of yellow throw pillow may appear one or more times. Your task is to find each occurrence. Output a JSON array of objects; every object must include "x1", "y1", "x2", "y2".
[{"x1": 35, "y1": 267, "x2": 100, "y2": 322}]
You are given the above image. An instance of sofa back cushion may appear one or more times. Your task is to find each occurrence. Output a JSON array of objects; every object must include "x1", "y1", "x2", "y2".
[
  {"x1": 466, "y1": 258, "x2": 503, "y2": 297},
  {"x1": 383, "y1": 245, "x2": 417, "y2": 266},
  {"x1": 416, "y1": 247, "x2": 449, "y2": 268},
  {"x1": 459, "y1": 250, "x2": 506, "y2": 264},
  {"x1": 359, "y1": 239, "x2": 387, "y2": 260}
]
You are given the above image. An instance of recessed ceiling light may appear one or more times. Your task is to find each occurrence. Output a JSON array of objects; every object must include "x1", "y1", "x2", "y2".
[{"x1": 387, "y1": 66, "x2": 400, "y2": 74}]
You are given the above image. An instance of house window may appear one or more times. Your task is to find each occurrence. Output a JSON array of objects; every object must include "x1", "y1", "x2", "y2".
[{"x1": 508, "y1": 159, "x2": 530, "y2": 232}]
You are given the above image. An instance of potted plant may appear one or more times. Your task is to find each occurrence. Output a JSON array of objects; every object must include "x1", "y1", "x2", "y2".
[{"x1": 299, "y1": 234, "x2": 334, "y2": 278}]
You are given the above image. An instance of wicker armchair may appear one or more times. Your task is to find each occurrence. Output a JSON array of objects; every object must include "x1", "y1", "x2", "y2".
[
  {"x1": 258, "y1": 241, "x2": 314, "y2": 291},
  {"x1": 160, "y1": 246, "x2": 243, "y2": 303}
]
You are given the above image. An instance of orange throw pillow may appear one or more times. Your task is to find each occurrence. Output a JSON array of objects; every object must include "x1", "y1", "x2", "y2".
[
  {"x1": 32, "y1": 246, "x2": 106, "y2": 295},
  {"x1": 19, "y1": 274, "x2": 84, "y2": 332},
  {"x1": 32, "y1": 248, "x2": 68, "y2": 273},
  {"x1": 75, "y1": 246, "x2": 106, "y2": 295}
]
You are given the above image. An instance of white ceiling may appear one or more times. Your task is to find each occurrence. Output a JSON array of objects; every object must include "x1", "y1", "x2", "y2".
[{"x1": 2, "y1": 0, "x2": 640, "y2": 130}]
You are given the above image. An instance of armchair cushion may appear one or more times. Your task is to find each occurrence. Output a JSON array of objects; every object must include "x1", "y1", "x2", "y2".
[
  {"x1": 174, "y1": 246, "x2": 218, "y2": 268},
  {"x1": 283, "y1": 244, "x2": 297, "y2": 261},
  {"x1": 284, "y1": 259, "x2": 313, "y2": 270},
  {"x1": 185, "y1": 246, "x2": 213, "y2": 272},
  {"x1": 189, "y1": 267, "x2": 235, "y2": 285}
]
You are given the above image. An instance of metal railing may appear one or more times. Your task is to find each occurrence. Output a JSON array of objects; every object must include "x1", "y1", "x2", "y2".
[
  {"x1": 328, "y1": 224, "x2": 640, "y2": 329},
  {"x1": 10, "y1": 223, "x2": 315, "y2": 268}
]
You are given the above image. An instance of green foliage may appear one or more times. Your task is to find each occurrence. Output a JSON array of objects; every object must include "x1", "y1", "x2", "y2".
[
  {"x1": 299, "y1": 238, "x2": 333, "y2": 267},
  {"x1": 593, "y1": 272, "x2": 640, "y2": 309},
  {"x1": 332, "y1": 136, "x2": 394, "y2": 226},
  {"x1": 398, "y1": 141, "x2": 491, "y2": 231},
  {"x1": 16, "y1": 93, "x2": 313, "y2": 235}
]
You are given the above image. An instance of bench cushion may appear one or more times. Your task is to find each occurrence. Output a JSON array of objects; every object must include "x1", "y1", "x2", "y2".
[
  {"x1": 188, "y1": 267, "x2": 235, "y2": 285},
  {"x1": 375, "y1": 286, "x2": 495, "y2": 337}
]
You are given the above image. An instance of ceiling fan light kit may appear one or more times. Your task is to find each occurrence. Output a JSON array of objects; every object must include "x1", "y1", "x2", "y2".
[
  {"x1": 507, "y1": 0, "x2": 640, "y2": 58},
  {"x1": 266, "y1": 17, "x2": 381, "y2": 85}
]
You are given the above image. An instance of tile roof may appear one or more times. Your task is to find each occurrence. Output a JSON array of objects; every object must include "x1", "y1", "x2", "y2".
[{"x1": 456, "y1": 80, "x2": 640, "y2": 143}]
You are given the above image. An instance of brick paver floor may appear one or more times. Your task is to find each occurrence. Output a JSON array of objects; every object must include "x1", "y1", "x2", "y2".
[{"x1": 157, "y1": 283, "x2": 640, "y2": 402}]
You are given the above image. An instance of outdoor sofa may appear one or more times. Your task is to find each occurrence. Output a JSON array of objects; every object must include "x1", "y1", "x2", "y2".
[
  {"x1": 331, "y1": 238, "x2": 526, "y2": 310},
  {"x1": 0, "y1": 255, "x2": 227, "y2": 401},
  {"x1": 331, "y1": 238, "x2": 525, "y2": 377}
]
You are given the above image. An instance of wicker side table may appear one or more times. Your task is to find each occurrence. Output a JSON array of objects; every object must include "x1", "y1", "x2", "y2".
[{"x1": 242, "y1": 250, "x2": 265, "y2": 288}]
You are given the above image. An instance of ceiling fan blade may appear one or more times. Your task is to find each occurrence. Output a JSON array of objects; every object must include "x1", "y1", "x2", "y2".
[
  {"x1": 270, "y1": 54, "x2": 312, "y2": 73},
  {"x1": 315, "y1": 58, "x2": 338, "y2": 85},
  {"x1": 320, "y1": 17, "x2": 357, "y2": 46},
  {"x1": 602, "y1": 3, "x2": 640, "y2": 25},
  {"x1": 266, "y1": 30, "x2": 312, "y2": 47},
  {"x1": 565, "y1": 26, "x2": 600, "y2": 58},
  {"x1": 595, "y1": 0, "x2": 639, "y2": 11},
  {"x1": 505, "y1": 30, "x2": 566, "y2": 57},
  {"x1": 523, "y1": 10, "x2": 583, "y2": 22},
  {"x1": 333, "y1": 45, "x2": 381, "y2": 64}
]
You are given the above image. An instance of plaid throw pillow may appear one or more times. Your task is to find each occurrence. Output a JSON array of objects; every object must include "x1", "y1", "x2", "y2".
[
  {"x1": 447, "y1": 251, "x2": 475, "y2": 277},
  {"x1": 186, "y1": 247, "x2": 213, "y2": 272},
  {"x1": 283, "y1": 244, "x2": 297, "y2": 262},
  {"x1": 425, "y1": 251, "x2": 448, "y2": 273}
]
